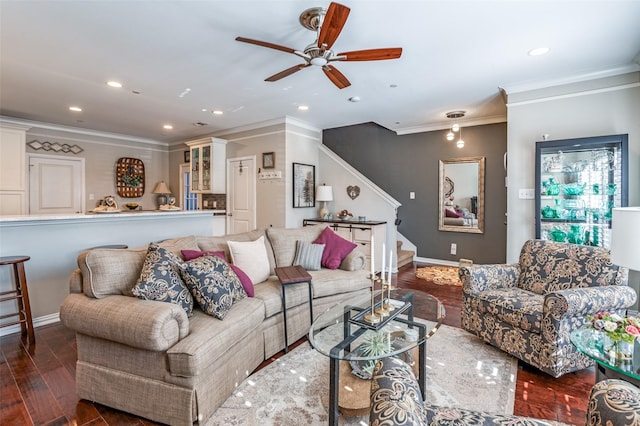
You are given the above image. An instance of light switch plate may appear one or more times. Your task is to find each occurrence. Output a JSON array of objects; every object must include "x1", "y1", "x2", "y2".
[
  {"x1": 518, "y1": 188, "x2": 535, "y2": 199},
  {"x1": 409, "y1": 191, "x2": 415, "y2": 199}
]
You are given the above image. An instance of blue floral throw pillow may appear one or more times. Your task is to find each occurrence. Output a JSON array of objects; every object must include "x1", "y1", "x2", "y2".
[
  {"x1": 132, "y1": 243, "x2": 194, "y2": 316},
  {"x1": 179, "y1": 255, "x2": 247, "y2": 320}
]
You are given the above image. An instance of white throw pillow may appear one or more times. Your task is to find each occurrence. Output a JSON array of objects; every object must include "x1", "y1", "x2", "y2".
[{"x1": 227, "y1": 236, "x2": 271, "y2": 284}]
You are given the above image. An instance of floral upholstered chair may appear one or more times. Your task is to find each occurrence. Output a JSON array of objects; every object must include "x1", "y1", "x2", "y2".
[
  {"x1": 460, "y1": 239, "x2": 636, "y2": 377},
  {"x1": 370, "y1": 357, "x2": 640, "y2": 426}
]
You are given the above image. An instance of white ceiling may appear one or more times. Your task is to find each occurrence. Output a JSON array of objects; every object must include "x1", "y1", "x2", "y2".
[{"x1": 1, "y1": 1, "x2": 639, "y2": 143}]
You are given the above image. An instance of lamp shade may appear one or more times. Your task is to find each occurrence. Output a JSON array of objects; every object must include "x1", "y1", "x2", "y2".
[
  {"x1": 316, "y1": 185, "x2": 333, "y2": 202},
  {"x1": 611, "y1": 207, "x2": 640, "y2": 270},
  {"x1": 152, "y1": 181, "x2": 171, "y2": 194}
]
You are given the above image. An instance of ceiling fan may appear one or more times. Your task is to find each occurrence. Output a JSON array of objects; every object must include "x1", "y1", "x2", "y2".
[{"x1": 235, "y1": 2, "x2": 402, "y2": 89}]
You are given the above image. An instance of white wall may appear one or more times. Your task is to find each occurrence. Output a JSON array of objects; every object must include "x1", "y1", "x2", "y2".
[
  {"x1": 318, "y1": 145, "x2": 401, "y2": 269},
  {"x1": 506, "y1": 72, "x2": 640, "y2": 305}
]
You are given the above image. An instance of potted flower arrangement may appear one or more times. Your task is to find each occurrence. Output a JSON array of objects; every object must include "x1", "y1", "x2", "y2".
[{"x1": 587, "y1": 312, "x2": 640, "y2": 360}]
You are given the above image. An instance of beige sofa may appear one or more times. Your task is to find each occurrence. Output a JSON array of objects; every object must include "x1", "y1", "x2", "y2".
[{"x1": 60, "y1": 226, "x2": 371, "y2": 425}]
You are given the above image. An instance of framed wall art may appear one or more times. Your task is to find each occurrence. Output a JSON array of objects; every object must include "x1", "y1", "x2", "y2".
[
  {"x1": 292, "y1": 162, "x2": 315, "y2": 208},
  {"x1": 262, "y1": 152, "x2": 275, "y2": 169},
  {"x1": 184, "y1": 150, "x2": 190, "y2": 163}
]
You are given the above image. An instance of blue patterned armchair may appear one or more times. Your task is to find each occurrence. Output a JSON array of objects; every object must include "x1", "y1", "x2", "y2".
[
  {"x1": 370, "y1": 357, "x2": 640, "y2": 426},
  {"x1": 460, "y1": 239, "x2": 636, "y2": 377}
]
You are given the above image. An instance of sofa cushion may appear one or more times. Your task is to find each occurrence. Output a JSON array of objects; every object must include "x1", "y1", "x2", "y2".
[
  {"x1": 166, "y1": 296, "x2": 265, "y2": 377},
  {"x1": 79, "y1": 236, "x2": 199, "y2": 299},
  {"x1": 132, "y1": 244, "x2": 194, "y2": 316},
  {"x1": 253, "y1": 276, "x2": 311, "y2": 317},
  {"x1": 293, "y1": 240, "x2": 325, "y2": 271},
  {"x1": 308, "y1": 268, "x2": 371, "y2": 299},
  {"x1": 469, "y1": 287, "x2": 543, "y2": 333},
  {"x1": 266, "y1": 226, "x2": 324, "y2": 267},
  {"x1": 228, "y1": 236, "x2": 271, "y2": 284},
  {"x1": 314, "y1": 227, "x2": 358, "y2": 270},
  {"x1": 179, "y1": 255, "x2": 247, "y2": 320},
  {"x1": 518, "y1": 239, "x2": 622, "y2": 295},
  {"x1": 196, "y1": 229, "x2": 276, "y2": 275}
]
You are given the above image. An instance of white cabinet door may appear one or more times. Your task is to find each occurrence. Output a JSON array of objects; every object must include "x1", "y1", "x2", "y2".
[{"x1": 29, "y1": 155, "x2": 83, "y2": 214}]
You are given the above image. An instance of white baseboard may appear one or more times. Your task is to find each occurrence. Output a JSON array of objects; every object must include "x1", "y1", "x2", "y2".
[
  {"x1": 414, "y1": 256, "x2": 459, "y2": 267},
  {"x1": 0, "y1": 312, "x2": 60, "y2": 337}
]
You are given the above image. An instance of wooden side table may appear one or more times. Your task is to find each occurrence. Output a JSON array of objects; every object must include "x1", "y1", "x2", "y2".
[{"x1": 274, "y1": 265, "x2": 313, "y2": 353}]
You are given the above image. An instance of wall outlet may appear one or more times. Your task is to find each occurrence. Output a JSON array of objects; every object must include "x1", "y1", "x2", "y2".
[
  {"x1": 450, "y1": 243, "x2": 457, "y2": 255},
  {"x1": 409, "y1": 191, "x2": 415, "y2": 199}
]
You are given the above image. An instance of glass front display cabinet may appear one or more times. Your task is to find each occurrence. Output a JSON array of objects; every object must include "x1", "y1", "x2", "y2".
[{"x1": 535, "y1": 134, "x2": 628, "y2": 249}]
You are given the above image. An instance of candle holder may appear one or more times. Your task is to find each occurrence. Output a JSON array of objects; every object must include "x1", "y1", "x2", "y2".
[
  {"x1": 384, "y1": 281, "x2": 395, "y2": 311},
  {"x1": 375, "y1": 278, "x2": 391, "y2": 317},
  {"x1": 364, "y1": 273, "x2": 381, "y2": 324}
]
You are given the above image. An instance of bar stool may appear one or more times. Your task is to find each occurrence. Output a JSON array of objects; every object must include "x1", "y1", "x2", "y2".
[{"x1": 0, "y1": 256, "x2": 35, "y2": 344}]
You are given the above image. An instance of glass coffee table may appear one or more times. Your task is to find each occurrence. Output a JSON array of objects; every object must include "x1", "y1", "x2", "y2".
[
  {"x1": 309, "y1": 288, "x2": 445, "y2": 426},
  {"x1": 570, "y1": 327, "x2": 640, "y2": 387}
]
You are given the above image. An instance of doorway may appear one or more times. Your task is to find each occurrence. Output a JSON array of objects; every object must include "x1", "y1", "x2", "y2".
[
  {"x1": 28, "y1": 154, "x2": 84, "y2": 214},
  {"x1": 226, "y1": 156, "x2": 256, "y2": 234}
]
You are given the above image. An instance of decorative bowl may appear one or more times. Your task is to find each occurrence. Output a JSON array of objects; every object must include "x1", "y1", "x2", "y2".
[
  {"x1": 562, "y1": 183, "x2": 585, "y2": 196},
  {"x1": 125, "y1": 202, "x2": 139, "y2": 210},
  {"x1": 338, "y1": 215, "x2": 352, "y2": 221}
]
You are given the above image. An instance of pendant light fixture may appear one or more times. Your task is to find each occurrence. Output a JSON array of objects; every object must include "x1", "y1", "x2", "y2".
[{"x1": 445, "y1": 111, "x2": 466, "y2": 148}]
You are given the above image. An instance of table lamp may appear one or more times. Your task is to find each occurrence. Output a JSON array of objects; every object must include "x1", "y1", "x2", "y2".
[
  {"x1": 152, "y1": 181, "x2": 172, "y2": 209},
  {"x1": 611, "y1": 207, "x2": 640, "y2": 309},
  {"x1": 316, "y1": 184, "x2": 333, "y2": 219}
]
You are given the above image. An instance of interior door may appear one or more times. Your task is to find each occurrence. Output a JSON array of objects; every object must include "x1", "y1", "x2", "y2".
[
  {"x1": 227, "y1": 157, "x2": 255, "y2": 234},
  {"x1": 29, "y1": 155, "x2": 84, "y2": 214}
]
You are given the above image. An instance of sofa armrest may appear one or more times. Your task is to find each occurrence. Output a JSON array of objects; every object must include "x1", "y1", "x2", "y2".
[
  {"x1": 587, "y1": 379, "x2": 640, "y2": 424},
  {"x1": 60, "y1": 293, "x2": 189, "y2": 351},
  {"x1": 339, "y1": 250, "x2": 365, "y2": 271},
  {"x1": 370, "y1": 357, "x2": 427, "y2": 424},
  {"x1": 544, "y1": 286, "x2": 638, "y2": 319},
  {"x1": 460, "y1": 263, "x2": 520, "y2": 295},
  {"x1": 69, "y1": 268, "x2": 83, "y2": 294}
]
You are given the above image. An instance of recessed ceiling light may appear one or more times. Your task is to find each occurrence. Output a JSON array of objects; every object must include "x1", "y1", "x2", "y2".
[
  {"x1": 348, "y1": 96, "x2": 360, "y2": 102},
  {"x1": 69, "y1": 106, "x2": 82, "y2": 112},
  {"x1": 107, "y1": 81, "x2": 123, "y2": 88},
  {"x1": 212, "y1": 110, "x2": 224, "y2": 115},
  {"x1": 298, "y1": 105, "x2": 309, "y2": 111},
  {"x1": 528, "y1": 47, "x2": 550, "y2": 56},
  {"x1": 163, "y1": 124, "x2": 173, "y2": 130},
  {"x1": 389, "y1": 84, "x2": 398, "y2": 88}
]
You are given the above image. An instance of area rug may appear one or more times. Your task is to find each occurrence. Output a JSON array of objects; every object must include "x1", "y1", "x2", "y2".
[
  {"x1": 206, "y1": 324, "x2": 517, "y2": 425},
  {"x1": 416, "y1": 266, "x2": 462, "y2": 286}
]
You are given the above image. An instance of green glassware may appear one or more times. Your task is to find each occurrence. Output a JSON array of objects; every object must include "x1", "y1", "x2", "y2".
[
  {"x1": 567, "y1": 225, "x2": 584, "y2": 245},
  {"x1": 549, "y1": 228, "x2": 567, "y2": 242}
]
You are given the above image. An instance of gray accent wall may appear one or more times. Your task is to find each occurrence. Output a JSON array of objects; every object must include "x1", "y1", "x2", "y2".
[{"x1": 323, "y1": 122, "x2": 507, "y2": 264}]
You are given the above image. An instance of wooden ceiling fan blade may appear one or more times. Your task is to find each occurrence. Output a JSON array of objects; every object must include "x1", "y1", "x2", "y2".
[
  {"x1": 317, "y1": 2, "x2": 350, "y2": 50},
  {"x1": 322, "y1": 65, "x2": 351, "y2": 89},
  {"x1": 337, "y1": 48, "x2": 403, "y2": 61},
  {"x1": 265, "y1": 64, "x2": 309, "y2": 82},
  {"x1": 235, "y1": 36, "x2": 296, "y2": 54}
]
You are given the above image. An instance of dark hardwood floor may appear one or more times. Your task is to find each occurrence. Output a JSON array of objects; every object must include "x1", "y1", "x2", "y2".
[{"x1": 1, "y1": 262, "x2": 594, "y2": 425}]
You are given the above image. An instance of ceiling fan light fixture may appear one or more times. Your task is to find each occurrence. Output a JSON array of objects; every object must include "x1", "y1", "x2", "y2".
[{"x1": 310, "y1": 57, "x2": 328, "y2": 66}]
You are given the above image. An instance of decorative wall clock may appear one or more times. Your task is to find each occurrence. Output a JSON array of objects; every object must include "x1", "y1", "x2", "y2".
[{"x1": 116, "y1": 157, "x2": 145, "y2": 198}]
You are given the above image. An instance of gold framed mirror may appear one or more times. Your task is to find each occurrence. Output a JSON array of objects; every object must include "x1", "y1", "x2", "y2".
[{"x1": 438, "y1": 157, "x2": 485, "y2": 234}]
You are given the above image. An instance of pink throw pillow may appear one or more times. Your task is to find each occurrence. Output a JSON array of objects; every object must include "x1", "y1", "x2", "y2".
[
  {"x1": 445, "y1": 208, "x2": 463, "y2": 218},
  {"x1": 181, "y1": 249, "x2": 227, "y2": 261},
  {"x1": 180, "y1": 249, "x2": 254, "y2": 297},
  {"x1": 313, "y1": 227, "x2": 357, "y2": 270}
]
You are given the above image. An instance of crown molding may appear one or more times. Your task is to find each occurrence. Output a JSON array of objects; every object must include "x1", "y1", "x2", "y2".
[
  {"x1": 394, "y1": 114, "x2": 506, "y2": 135},
  {"x1": 0, "y1": 116, "x2": 166, "y2": 146},
  {"x1": 501, "y1": 64, "x2": 640, "y2": 95}
]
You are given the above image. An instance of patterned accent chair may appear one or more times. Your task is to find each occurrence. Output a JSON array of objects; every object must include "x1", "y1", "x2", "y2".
[
  {"x1": 460, "y1": 239, "x2": 636, "y2": 377},
  {"x1": 370, "y1": 357, "x2": 640, "y2": 426}
]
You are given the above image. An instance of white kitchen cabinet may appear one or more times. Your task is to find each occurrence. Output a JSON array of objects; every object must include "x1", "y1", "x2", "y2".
[
  {"x1": 0, "y1": 123, "x2": 29, "y2": 215},
  {"x1": 185, "y1": 137, "x2": 227, "y2": 194},
  {"x1": 303, "y1": 218, "x2": 386, "y2": 272}
]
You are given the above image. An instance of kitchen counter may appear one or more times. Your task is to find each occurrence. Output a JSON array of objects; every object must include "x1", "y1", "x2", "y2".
[
  {"x1": 0, "y1": 209, "x2": 226, "y2": 330},
  {"x1": 0, "y1": 209, "x2": 225, "y2": 225}
]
